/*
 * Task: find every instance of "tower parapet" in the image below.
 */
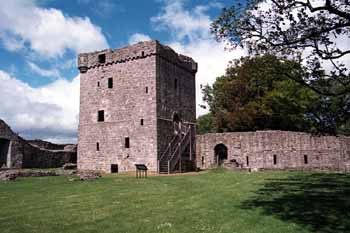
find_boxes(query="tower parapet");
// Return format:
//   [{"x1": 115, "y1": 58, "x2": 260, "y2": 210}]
[{"x1": 77, "y1": 40, "x2": 197, "y2": 74}]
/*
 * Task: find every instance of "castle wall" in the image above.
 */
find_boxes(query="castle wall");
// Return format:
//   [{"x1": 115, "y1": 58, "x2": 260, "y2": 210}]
[
  {"x1": 196, "y1": 131, "x2": 350, "y2": 171},
  {"x1": 78, "y1": 42, "x2": 158, "y2": 172},
  {"x1": 0, "y1": 119, "x2": 76, "y2": 169}
]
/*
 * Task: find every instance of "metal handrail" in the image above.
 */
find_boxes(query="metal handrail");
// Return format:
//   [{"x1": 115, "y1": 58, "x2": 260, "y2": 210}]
[
  {"x1": 168, "y1": 126, "x2": 191, "y2": 171},
  {"x1": 158, "y1": 134, "x2": 179, "y2": 162}
]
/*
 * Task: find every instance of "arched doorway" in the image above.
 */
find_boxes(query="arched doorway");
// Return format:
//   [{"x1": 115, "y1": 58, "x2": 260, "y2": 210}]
[{"x1": 214, "y1": 143, "x2": 228, "y2": 166}]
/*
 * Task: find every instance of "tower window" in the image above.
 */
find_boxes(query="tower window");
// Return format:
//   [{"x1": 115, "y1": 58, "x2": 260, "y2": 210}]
[
  {"x1": 98, "y1": 110, "x2": 104, "y2": 122},
  {"x1": 246, "y1": 156, "x2": 249, "y2": 166},
  {"x1": 145, "y1": 86, "x2": 148, "y2": 93},
  {"x1": 273, "y1": 155, "x2": 277, "y2": 165},
  {"x1": 141, "y1": 51, "x2": 145, "y2": 57},
  {"x1": 96, "y1": 142, "x2": 100, "y2": 151},
  {"x1": 140, "y1": 119, "x2": 144, "y2": 125},
  {"x1": 97, "y1": 81, "x2": 100, "y2": 87},
  {"x1": 125, "y1": 137, "x2": 130, "y2": 148},
  {"x1": 98, "y1": 54, "x2": 106, "y2": 63},
  {"x1": 304, "y1": 155, "x2": 308, "y2": 164},
  {"x1": 174, "y1": 78, "x2": 178, "y2": 90},
  {"x1": 108, "y1": 78, "x2": 113, "y2": 88}
]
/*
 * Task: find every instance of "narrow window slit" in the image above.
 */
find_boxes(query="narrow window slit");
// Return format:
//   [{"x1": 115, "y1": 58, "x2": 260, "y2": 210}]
[
  {"x1": 125, "y1": 137, "x2": 130, "y2": 148},
  {"x1": 108, "y1": 78, "x2": 113, "y2": 88},
  {"x1": 98, "y1": 110, "x2": 104, "y2": 122}
]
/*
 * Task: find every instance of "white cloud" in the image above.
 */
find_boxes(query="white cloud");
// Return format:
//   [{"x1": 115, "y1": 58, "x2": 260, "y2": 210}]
[
  {"x1": 128, "y1": 33, "x2": 152, "y2": 45},
  {"x1": 0, "y1": 70, "x2": 79, "y2": 143},
  {"x1": 0, "y1": 0, "x2": 108, "y2": 58},
  {"x1": 27, "y1": 61, "x2": 61, "y2": 79},
  {"x1": 151, "y1": 1, "x2": 212, "y2": 41},
  {"x1": 150, "y1": 0, "x2": 246, "y2": 116}
]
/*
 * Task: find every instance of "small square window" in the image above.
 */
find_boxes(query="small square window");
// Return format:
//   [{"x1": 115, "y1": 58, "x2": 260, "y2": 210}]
[
  {"x1": 108, "y1": 78, "x2": 113, "y2": 88},
  {"x1": 98, "y1": 110, "x2": 104, "y2": 122},
  {"x1": 140, "y1": 119, "x2": 144, "y2": 125},
  {"x1": 125, "y1": 137, "x2": 130, "y2": 148},
  {"x1": 98, "y1": 54, "x2": 106, "y2": 63}
]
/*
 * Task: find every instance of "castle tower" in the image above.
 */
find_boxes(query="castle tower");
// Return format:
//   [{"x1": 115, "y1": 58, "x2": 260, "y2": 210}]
[{"x1": 77, "y1": 40, "x2": 197, "y2": 173}]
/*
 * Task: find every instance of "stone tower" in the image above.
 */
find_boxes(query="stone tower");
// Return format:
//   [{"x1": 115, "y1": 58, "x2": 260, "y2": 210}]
[{"x1": 77, "y1": 40, "x2": 197, "y2": 173}]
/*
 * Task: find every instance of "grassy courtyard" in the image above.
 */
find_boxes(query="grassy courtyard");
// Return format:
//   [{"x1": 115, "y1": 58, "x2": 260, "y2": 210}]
[{"x1": 0, "y1": 170, "x2": 349, "y2": 233}]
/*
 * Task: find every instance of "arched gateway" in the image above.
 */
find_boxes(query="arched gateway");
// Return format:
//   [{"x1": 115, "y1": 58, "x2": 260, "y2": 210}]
[{"x1": 214, "y1": 143, "x2": 228, "y2": 166}]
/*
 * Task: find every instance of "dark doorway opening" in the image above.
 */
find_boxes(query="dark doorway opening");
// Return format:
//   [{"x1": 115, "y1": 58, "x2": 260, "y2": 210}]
[
  {"x1": 172, "y1": 112, "x2": 181, "y2": 123},
  {"x1": 214, "y1": 143, "x2": 228, "y2": 166},
  {"x1": 0, "y1": 138, "x2": 10, "y2": 167},
  {"x1": 111, "y1": 164, "x2": 118, "y2": 173}
]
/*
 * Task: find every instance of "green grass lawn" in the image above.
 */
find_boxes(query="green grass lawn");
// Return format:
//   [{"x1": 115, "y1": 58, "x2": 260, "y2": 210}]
[{"x1": 0, "y1": 170, "x2": 349, "y2": 233}]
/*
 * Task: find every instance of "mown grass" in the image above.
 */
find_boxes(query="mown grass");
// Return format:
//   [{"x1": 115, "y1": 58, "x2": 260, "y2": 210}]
[{"x1": 0, "y1": 169, "x2": 349, "y2": 233}]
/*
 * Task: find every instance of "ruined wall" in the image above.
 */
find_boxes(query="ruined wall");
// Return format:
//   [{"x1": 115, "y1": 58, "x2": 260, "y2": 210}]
[
  {"x1": 77, "y1": 40, "x2": 197, "y2": 173},
  {"x1": 196, "y1": 131, "x2": 350, "y2": 171},
  {"x1": 22, "y1": 145, "x2": 77, "y2": 168},
  {"x1": 0, "y1": 119, "x2": 77, "y2": 169}
]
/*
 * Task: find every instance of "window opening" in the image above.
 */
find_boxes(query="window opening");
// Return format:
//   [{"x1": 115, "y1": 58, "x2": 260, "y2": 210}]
[
  {"x1": 98, "y1": 110, "x2": 104, "y2": 122},
  {"x1": 125, "y1": 137, "x2": 130, "y2": 148}
]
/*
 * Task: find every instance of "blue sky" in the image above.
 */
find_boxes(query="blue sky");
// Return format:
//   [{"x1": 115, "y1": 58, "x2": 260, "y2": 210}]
[{"x1": 0, "y1": 0, "x2": 247, "y2": 143}]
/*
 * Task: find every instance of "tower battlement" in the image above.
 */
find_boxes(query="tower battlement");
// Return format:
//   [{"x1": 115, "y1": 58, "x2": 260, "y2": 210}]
[{"x1": 78, "y1": 40, "x2": 197, "y2": 74}]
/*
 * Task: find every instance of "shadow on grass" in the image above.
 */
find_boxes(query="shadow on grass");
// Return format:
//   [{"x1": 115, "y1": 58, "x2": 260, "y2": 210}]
[{"x1": 241, "y1": 172, "x2": 350, "y2": 233}]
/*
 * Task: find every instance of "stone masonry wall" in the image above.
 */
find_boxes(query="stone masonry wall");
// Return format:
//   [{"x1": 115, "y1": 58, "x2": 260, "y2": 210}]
[
  {"x1": 77, "y1": 40, "x2": 197, "y2": 173},
  {"x1": 78, "y1": 41, "x2": 158, "y2": 172},
  {"x1": 156, "y1": 44, "x2": 197, "y2": 157},
  {"x1": 0, "y1": 119, "x2": 77, "y2": 169},
  {"x1": 196, "y1": 131, "x2": 350, "y2": 171}
]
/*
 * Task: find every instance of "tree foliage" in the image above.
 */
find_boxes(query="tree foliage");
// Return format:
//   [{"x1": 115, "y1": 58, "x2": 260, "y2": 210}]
[
  {"x1": 196, "y1": 113, "x2": 215, "y2": 134},
  {"x1": 211, "y1": 0, "x2": 350, "y2": 96},
  {"x1": 201, "y1": 55, "x2": 350, "y2": 135}
]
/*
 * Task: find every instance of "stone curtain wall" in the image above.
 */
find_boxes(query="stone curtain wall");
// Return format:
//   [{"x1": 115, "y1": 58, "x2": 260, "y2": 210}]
[
  {"x1": 196, "y1": 131, "x2": 350, "y2": 171},
  {"x1": 78, "y1": 40, "x2": 197, "y2": 173}
]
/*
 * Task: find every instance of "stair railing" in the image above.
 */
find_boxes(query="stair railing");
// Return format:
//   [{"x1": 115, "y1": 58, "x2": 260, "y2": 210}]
[{"x1": 167, "y1": 125, "x2": 192, "y2": 173}]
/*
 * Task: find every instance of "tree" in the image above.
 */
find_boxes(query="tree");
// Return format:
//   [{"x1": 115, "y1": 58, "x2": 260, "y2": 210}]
[
  {"x1": 196, "y1": 113, "x2": 215, "y2": 134},
  {"x1": 211, "y1": 0, "x2": 350, "y2": 96},
  {"x1": 202, "y1": 55, "x2": 350, "y2": 135}
]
